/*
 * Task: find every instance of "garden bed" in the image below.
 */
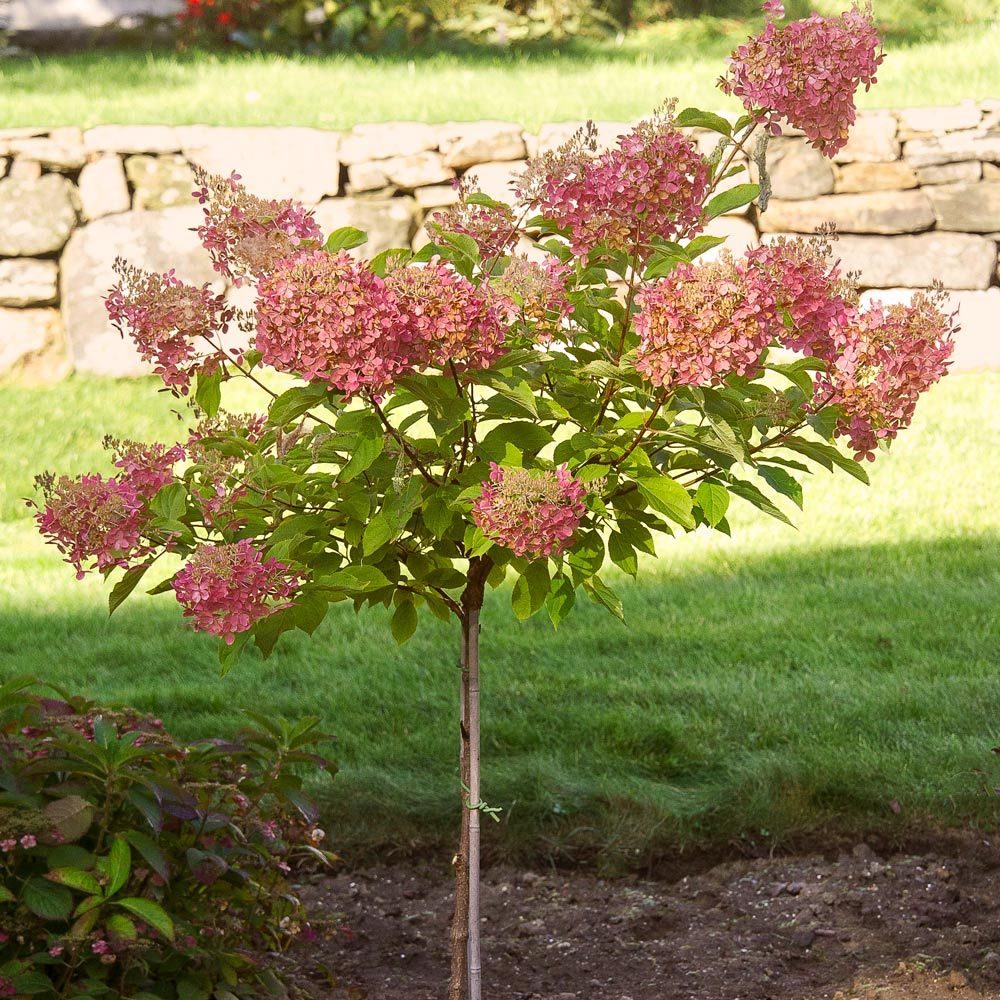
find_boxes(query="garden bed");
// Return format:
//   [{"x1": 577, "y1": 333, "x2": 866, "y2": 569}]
[{"x1": 295, "y1": 832, "x2": 1000, "y2": 999}]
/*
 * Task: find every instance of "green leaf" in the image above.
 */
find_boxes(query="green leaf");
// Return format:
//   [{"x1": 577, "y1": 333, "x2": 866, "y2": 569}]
[
  {"x1": 675, "y1": 107, "x2": 732, "y2": 135},
  {"x1": 100, "y1": 837, "x2": 131, "y2": 897},
  {"x1": 219, "y1": 630, "x2": 251, "y2": 675},
  {"x1": 390, "y1": 600, "x2": 418, "y2": 645},
  {"x1": 150, "y1": 482, "x2": 186, "y2": 522},
  {"x1": 636, "y1": 474, "x2": 695, "y2": 529},
  {"x1": 784, "y1": 438, "x2": 870, "y2": 484},
  {"x1": 607, "y1": 532, "x2": 638, "y2": 577},
  {"x1": 545, "y1": 575, "x2": 576, "y2": 629},
  {"x1": 511, "y1": 561, "x2": 550, "y2": 621},
  {"x1": 325, "y1": 226, "x2": 367, "y2": 252},
  {"x1": 0, "y1": 884, "x2": 15, "y2": 903},
  {"x1": 45, "y1": 867, "x2": 102, "y2": 896},
  {"x1": 695, "y1": 481, "x2": 730, "y2": 527},
  {"x1": 727, "y1": 478, "x2": 795, "y2": 526},
  {"x1": 268, "y1": 383, "x2": 329, "y2": 426},
  {"x1": 23, "y1": 877, "x2": 73, "y2": 921},
  {"x1": 116, "y1": 898, "x2": 175, "y2": 941},
  {"x1": 194, "y1": 368, "x2": 222, "y2": 418},
  {"x1": 122, "y1": 831, "x2": 170, "y2": 883},
  {"x1": 583, "y1": 576, "x2": 626, "y2": 623},
  {"x1": 422, "y1": 493, "x2": 456, "y2": 538},
  {"x1": 758, "y1": 464, "x2": 804, "y2": 509},
  {"x1": 363, "y1": 512, "x2": 393, "y2": 556},
  {"x1": 107, "y1": 913, "x2": 138, "y2": 942},
  {"x1": 44, "y1": 796, "x2": 94, "y2": 844},
  {"x1": 340, "y1": 427, "x2": 384, "y2": 483},
  {"x1": 108, "y1": 564, "x2": 148, "y2": 618},
  {"x1": 480, "y1": 422, "x2": 554, "y2": 461},
  {"x1": 11, "y1": 972, "x2": 53, "y2": 995},
  {"x1": 177, "y1": 977, "x2": 211, "y2": 1000},
  {"x1": 685, "y1": 234, "x2": 728, "y2": 259},
  {"x1": 705, "y1": 183, "x2": 759, "y2": 219}
]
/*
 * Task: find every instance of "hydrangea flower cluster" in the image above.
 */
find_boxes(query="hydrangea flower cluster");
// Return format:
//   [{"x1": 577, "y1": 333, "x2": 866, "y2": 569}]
[
  {"x1": 388, "y1": 262, "x2": 508, "y2": 370},
  {"x1": 635, "y1": 253, "x2": 778, "y2": 390},
  {"x1": 519, "y1": 111, "x2": 709, "y2": 259},
  {"x1": 172, "y1": 540, "x2": 299, "y2": 643},
  {"x1": 720, "y1": 2, "x2": 883, "y2": 156},
  {"x1": 105, "y1": 261, "x2": 232, "y2": 393},
  {"x1": 430, "y1": 177, "x2": 520, "y2": 259},
  {"x1": 819, "y1": 292, "x2": 955, "y2": 459},
  {"x1": 491, "y1": 256, "x2": 574, "y2": 340},
  {"x1": 747, "y1": 234, "x2": 857, "y2": 356},
  {"x1": 472, "y1": 463, "x2": 587, "y2": 559},
  {"x1": 33, "y1": 473, "x2": 152, "y2": 580},
  {"x1": 193, "y1": 169, "x2": 322, "y2": 285},
  {"x1": 254, "y1": 249, "x2": 410, "y2": 396},
  {"x1": 104, "y1": 438, "x2": 184, "y2": 498}
]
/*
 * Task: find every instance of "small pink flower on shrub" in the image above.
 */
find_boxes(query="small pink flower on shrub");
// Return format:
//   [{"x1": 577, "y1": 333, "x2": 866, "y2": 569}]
[{"x1": 473, "y1": 464, "x2": 587, "y2": 559}]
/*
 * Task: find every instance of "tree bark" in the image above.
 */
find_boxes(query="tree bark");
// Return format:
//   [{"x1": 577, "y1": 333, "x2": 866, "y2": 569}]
[
  {"x1": 448, "y1": 618, "x2": 471, "y2": 1000},
  {"x1": 466, "y1": 604, "x2": 482, "y2": 1000}
]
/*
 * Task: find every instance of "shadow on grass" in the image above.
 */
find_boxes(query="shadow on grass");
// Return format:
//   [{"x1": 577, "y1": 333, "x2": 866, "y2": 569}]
[{"x1": 1, "y1": 532, "x2": 997, "y2": 868}]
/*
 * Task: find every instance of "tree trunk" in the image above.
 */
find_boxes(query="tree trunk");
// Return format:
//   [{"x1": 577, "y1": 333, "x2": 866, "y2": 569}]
[{"x1": 449, "y1": 559, "x2": 489, "y2": 1000}]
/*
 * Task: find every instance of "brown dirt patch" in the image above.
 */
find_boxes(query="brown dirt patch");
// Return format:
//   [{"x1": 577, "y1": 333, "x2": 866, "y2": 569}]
[{"x1": 289, "y1": 833, "x2": 1000, "y2": 999}]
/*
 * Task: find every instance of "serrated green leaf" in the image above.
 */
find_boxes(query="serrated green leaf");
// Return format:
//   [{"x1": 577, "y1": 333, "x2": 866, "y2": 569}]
[
  {"x1": 695, "y1": 481, "x2": 730, "y2": 527},
  {"x1": 325, "y1": 226, "x2": 368, "y2": 252},
  {"x1": 607, "y1": 532, "x2": 638, "y2": 577},
  {"x1": 636, "y1": 474, "x2": 695, "y2": 529},
  {"x1": 150, "y1": 482, "x2": 186, "y2": 522},
  {"x1": 727, "y1": 478, "x2": 795, "y2": 526},
  {"x1": 363, "y1": 513, "x2": 393, "y2": 556},
  {"x1": 0, "y1": 885, "x2": 16, "y2": 903},
  {"x1": 511, "y1": 561, "x2": 550, "y2": 621},
  {"x1": 757, "y1": 464, "x2": 804, "y2": 509},
  {"x1": 583, "y1": 575, "x2": 626, "y2": 623},
  {"x1": 116, "y1": 898, "x2": 174, "y2": 941},
  {"x1": 107, "y1": 913, "x2": 138, "y2": 942},
  {"x1": 100, "y1": 837, "x2": 131, "y2": 897},
  {"x1": 545, "y1": 575, "x2": 575, "y2": 629},
  {"x1": 705, "y1": 183, "x2": 759, "y2": 219},
  {"x1": 23, "y1": 877, "x2": 73, "y2": 921},
  {"x1": 390, "y1": 600, "x2": 418, "y2": 645},
  {"x1": 340, "y1": 428, "x2": 384, "y2": 483},
  {"x1": 45, "y1": 867, "x2": 102, "y2": 896},
  {"x1": 108, "y1": 564, "x2": 148, "y2": 617},
  {"x1": 194, "y1": 368, "x2": 222, "y2": 418},
  {"x1": 122, "y1": 831, "x2": 170, "y2": 883},
  {"x1": 676, "y1": 107, "x2": 733, "y2": 135},
  {"x1": 268, "y1": 383, "x2": 329, "y2": 426}
]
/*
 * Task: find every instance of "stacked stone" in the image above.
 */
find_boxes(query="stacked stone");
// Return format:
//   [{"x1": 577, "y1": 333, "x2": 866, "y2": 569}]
[{"x1": 1, "y1": 107, "x2": 998, "y2": 381}]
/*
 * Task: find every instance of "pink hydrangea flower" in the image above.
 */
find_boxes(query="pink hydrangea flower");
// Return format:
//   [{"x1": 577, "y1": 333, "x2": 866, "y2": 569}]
[
  {"x1": 520, "y1": 111, "x2": 709, "y2": 259},
  {"x1": 389, "y1": 262, "x2": 507, "y2": 370},
  {"x1": 819, "y1": 292, "x2": 956, "y2": 459},
  {"x1": 105, "y1": 261, "x2": 231, "y2": 393},
  {"x1": 634, "y1": 253, "x2": 777, "y2": 391},
  {"x1": 49, "y1": 945, "x2": 64, "y2": 958},
  {"x1": 472, "y1": 463, "x2": 587, "y2": 559},
  {"x1": 193, "y1": 169, "x2": 322, "y2": 285},
  {"x1": 429, "y1": 176, "x2": 520, "y2": 259},
  {"x1": 34, "y1": 473, "x2": 153, "y2": 579},
  {"x1": 0, "y1": 839, "x2": 16, "y2": 852},
  {"x1": 255, "y1": 249, "x2": 411, "y2": 397},
  {"x1": 105, "y1": 438, "x2": 185, "y2": 498},
  {"x1": 172, "y1": 540, "x2": 300, "y2": 644},
  {"x1": 747, "y1": 235, "x2": 857, "y2": 358},
  {"x1": 720, "y1": 3, "x2": 884, "y2": 156},
  {"x1": 490, "y1": 256, "x2": 574, "y2": 340},
  {"x1": 19, "y1": 835, "x2": 36, "y2": 849},
  {"x1": 91, "y1": 940, "x2": 111, "y2": 955}
]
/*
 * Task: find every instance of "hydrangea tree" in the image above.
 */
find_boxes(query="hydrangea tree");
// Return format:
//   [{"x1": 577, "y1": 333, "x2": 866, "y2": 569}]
[{"x1": 34, "y1": 4, "x2": 957, "y2": 996}]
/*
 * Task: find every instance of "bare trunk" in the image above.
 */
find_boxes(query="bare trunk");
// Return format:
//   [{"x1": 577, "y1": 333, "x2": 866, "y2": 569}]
[
  {"x1": 466, "y1": 606, "x2": 482, "y2": 1000},
  {"x1": 448, "y1": 619, "x2": 471, "y2": 1000}
]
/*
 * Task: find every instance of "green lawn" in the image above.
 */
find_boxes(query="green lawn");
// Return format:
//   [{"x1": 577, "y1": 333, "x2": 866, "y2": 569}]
[
  {"x1": 1, "y1": 373, "x2": 997, "y2": 866},
  {"x1": 4, "y1": 19, "x2": 998, "y2": 130}
]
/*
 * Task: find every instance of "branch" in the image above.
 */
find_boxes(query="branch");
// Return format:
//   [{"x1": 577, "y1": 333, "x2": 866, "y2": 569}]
[{"x1": 367, "y1": 394, "x2": 439, "y2": 486}]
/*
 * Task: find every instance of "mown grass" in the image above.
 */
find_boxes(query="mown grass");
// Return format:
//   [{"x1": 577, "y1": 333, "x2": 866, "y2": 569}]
[
  {"x1": 2, "y1": 18, "x2": 998, "y2": 131},
  {"x1": 1, "y1": 373, "x2": 997, "y2": 865}
]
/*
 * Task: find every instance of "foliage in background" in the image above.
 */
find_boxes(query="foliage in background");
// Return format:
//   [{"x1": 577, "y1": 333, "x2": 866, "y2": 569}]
[{"x1": 0, "y1": 677, "x2": 337, "y2": 997}]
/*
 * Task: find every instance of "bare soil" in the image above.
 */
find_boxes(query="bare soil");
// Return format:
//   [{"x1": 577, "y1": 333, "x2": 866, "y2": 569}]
[{"x1": 290, "y1": 832, "x2": 1000, "y2": 1000}]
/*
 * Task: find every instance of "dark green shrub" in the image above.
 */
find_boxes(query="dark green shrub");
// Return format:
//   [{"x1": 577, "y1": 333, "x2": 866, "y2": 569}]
[{"x1": 0, "y1": 676, "x2": 337, "y2": 998}]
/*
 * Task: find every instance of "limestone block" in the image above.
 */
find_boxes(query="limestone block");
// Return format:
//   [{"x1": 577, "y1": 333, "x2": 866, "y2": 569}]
[
  {"x1": 916, "y1": 162, "x2": 982, "y2": 185},
  {"x1": 927, "y1": 182, "x2": 1000, "y2": 233},
  {"x1": 0, "y1": 308, "x2": 62, "y2": 377},
  {"x1": 896, "y1": 103, "x2": 982, "y2": 135},
  {"x1": 439, "y1": 122, "x2": 525, "y2": 169},
  {"x1": 834, "y1": 112, "x2": 899, "y2": 163},
  {"x1": 834, "y1": 161, "x2": 918, "y2": 193},
  {"x1": 347, "y1": 161, "x2": 391, "y2": 194},
  {"x1": 760, "y1": 138, "x2": 835, "y2": 200},
  {"x1": 381, "y1": 151, "x2": 454, "y2": 190},
  {"x1": 125, "y1": 154, "x2": 196, "y2": 210},
  {"x1": 3, "y1": 137, "x2": 86, "y2": 171},
  {"x1": 312, "y1": 198, "x2": 416, "y2": 259},
  {"x1": 78, "y1": 155, "x2": 130, "y2": 219},
  {"x1": 757, "y1": 191, "x2": 934, "y2": 235},
  {"x1": 462, "y1": 160, "x2": 527, "y2": 202},
  {"x1": 0, "y1": 175, "x2": 79, "y2": 256},
  {"x1": 904, "y1": 131, "x2": 1000, "y2": 167},
  {"x1": 537, "y1": 121, "x2": 629, "y2": 155},
  {"x1": 0, "y1": 259, "x2": 59, "y2": 307},
  {"x1": 338, "y1": 123, "x2": 438, "y2": 164},
  {"x1": 83, "y1": 125, "x2": 181, "y2": 154}
]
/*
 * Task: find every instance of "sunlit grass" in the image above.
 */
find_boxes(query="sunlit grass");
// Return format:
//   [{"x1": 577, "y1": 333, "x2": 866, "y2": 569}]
[{"x1": 2, "y1": 20, "x2": 997, "y2": 131}]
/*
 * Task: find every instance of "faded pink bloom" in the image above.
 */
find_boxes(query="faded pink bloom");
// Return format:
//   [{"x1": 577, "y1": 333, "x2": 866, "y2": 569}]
[
  {"x1": 0, "y1": 839, "x2": 15, "y2": 852},
  {"x1": 472, "y1": 463, "x2": 587, "y2": 559},
  {"x1": 105, "y1": 261, "x2": 231, "y2": 393},
  {"x1": 634, "y1": 253, "x2": 777, "y2": 391},
  {"x1": 173, "y1": 540, "x2": 299, "y2": 644},
  {"x1": 490, "y1": 256, "x2": 574, "y2": 340},
  {"x1": 19, "y1": 835, "x2": 36, "y2": 849},
  {"x1": 255, "y1": 249, "x2": 410, "y2": 397},
  {"x1": 49, "y1": 945, "x2": 64, "y2": 957},
  {"x1": 0, "y1": 976, "x2": 14, "y2": 998},
  {"x1": 389, "y1": 262, "x2": 507, "y2": 370},
  {"x1": 193, "y1": 169, "x2": 322, "y2": 285},
  {"x1": 429, "y1": 177, "x2": 520, "y2": 259},
  {"x1": 91, "y1": 940, "x2": 111, "y2": 955},
  {"x1": 820, "y1": 292, "x2": 956, "y2": 460},
  {"x1": 105, "y1": 438, "x2": 185, "y2": 498},
  {"x1": 34, "y1": 473, "x2": 153, "y2": 579},
  {"x1": 720, "y1": 3, "x2": 883, "y2": 156},
  {"x1": 521, "y1": 110, "x2": 709, "y2": 259},
  {"x1": 747, "y1": 235, "x2": 857, "y2": 358}
]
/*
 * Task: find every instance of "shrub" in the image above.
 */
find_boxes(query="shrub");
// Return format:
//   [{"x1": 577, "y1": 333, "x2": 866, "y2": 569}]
[{"x1": 0, "y1": 676, "x2": 337, "y2": 998}]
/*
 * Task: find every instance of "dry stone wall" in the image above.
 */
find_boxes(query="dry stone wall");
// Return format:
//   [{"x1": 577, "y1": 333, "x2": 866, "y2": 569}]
[{"x1": 2, "y1": 102, "x2": 999, "y2": 382}]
